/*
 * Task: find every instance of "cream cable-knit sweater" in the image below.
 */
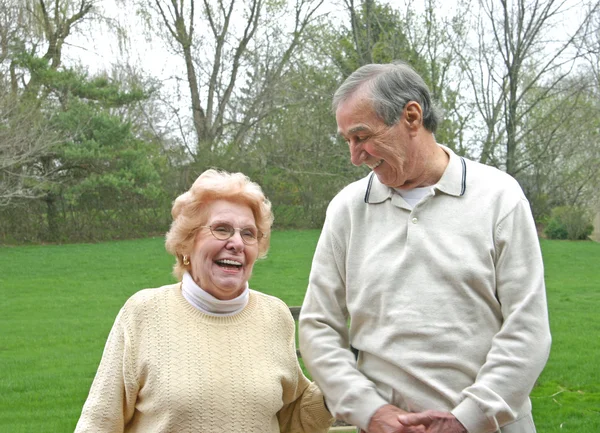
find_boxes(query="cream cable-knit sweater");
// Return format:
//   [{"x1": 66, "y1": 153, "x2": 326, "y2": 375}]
[{"x1": 75, "y1": 284, "x2": 333, "y2": 433}]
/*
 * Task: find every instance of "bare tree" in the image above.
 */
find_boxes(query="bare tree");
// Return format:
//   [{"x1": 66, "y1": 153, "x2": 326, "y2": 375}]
[
  {"x1": 333, "y1": 0, "x2": 417, "y2": 74},
  {"x1": 0, "y1": 94, "x2": 59, "y2": 206},
  {"x1": 460, "y1": 0, "x2": 600, "y2": 176},
  {"x1": 584, "y1": 2, "x2": 600, "y2": 87},
  {"x1": 403, "y1": 0, "x2": 471, "y2": 152},
  {"x1": 512, "y1": 72, "x2": 600, "y2": 219},
  {"x1": 132, "y1": 0, "x2": 325, "y2": 163},
  {"x1": 11, "y1": 0, "x2": 97, "y2": 97},
  {"x1": 575, "y1": 6, "x2": 600, "y2": 209},
  {"x1": 0, "y1": 0, "x2": 97, "y2": 206},
  {"x1": 343, "y1": 0, "x2": 375, "y2": 66}
]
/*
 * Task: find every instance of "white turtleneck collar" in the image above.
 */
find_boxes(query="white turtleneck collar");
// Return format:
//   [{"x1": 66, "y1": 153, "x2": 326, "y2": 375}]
[{"x1": 181, "y1": 271, "x2": 249, "y2": 316}]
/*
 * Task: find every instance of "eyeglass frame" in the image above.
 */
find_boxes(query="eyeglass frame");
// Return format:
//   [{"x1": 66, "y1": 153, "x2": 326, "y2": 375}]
[{"x1": 199, "y1": 224, "x2": 264, "y2": 245}]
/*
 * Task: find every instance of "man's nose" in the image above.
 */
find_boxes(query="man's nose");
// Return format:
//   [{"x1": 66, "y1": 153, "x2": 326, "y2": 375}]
[{"x1": 349, "y1": 143, "x2": 366, "y2": 166}]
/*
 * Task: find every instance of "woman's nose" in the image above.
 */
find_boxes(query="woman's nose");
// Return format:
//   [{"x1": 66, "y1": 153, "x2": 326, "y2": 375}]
[{"x1": 226, "y1": 231, "x2": 245, "y2": 251}]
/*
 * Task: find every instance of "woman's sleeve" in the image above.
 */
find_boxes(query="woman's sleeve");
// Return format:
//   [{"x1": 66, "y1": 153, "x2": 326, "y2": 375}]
[{"x1": 74, "y1": 307, "x2": 139, "y2": 433}]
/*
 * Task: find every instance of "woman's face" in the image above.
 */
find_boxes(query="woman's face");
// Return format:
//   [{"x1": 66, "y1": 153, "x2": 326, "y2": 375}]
[{"x1": 188, "y1": 199, "x2": 259, "y2": 300}]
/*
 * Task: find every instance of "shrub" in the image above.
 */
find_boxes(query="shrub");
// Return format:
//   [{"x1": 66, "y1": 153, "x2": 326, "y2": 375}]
[{"x1": 544, "y1": 206, "x2": 594, "y2": 240}]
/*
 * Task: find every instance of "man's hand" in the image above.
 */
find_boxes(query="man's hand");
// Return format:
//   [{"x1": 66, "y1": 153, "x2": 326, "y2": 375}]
[
  {"x1": 397, "y1": 410, "x2": 467, "y2": 433},
  {"x1": 364, "y1": 404, "x2": 425, "y2": 433}
]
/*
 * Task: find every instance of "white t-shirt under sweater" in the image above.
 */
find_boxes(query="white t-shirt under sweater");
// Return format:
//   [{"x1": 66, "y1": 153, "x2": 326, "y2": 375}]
[
  {"x1": 75, "y1": 284, "x2": 333, "y2": 433},
  {"x1": 394, "y1": 186, "x2": 433, "y2": 208},
  {"x1": 299, "y1": 145, "x2": 551, "y2": 433}
]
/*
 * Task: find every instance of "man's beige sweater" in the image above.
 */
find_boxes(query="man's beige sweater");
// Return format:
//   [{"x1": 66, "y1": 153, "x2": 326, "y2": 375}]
[
  {"x1": 75, "y1": 284, "x2": 333, "y2": 433},
  {"x1": 300, "y1": 146, "x2": 551, "y2": 432}
]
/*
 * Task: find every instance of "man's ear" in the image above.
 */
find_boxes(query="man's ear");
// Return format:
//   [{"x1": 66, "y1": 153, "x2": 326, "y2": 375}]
[{"x1": 404, "y1": 101, "x2": 423, "y2": 128}]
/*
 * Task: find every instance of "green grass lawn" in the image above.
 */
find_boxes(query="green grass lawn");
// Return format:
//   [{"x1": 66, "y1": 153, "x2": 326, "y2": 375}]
[
  {"x1": 530, "y1": 240, "x2": 600, "y2": 432},
  {"x1": 0, "y1": 233, "x2": 598, "y2": 432}
]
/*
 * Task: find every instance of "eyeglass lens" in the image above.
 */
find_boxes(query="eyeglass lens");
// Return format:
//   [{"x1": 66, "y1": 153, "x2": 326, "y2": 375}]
[{"x1": 209, "y1": 223, "x2": 259, "y2": 244}]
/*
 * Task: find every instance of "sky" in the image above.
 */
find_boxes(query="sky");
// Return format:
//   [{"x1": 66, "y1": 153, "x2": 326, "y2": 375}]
[
  {"x1": 65, "y1": 0, "x2": 174, "y2": 76},
  {"x1": 66, "y1": 0, "x2": 590, "y2": 79}
]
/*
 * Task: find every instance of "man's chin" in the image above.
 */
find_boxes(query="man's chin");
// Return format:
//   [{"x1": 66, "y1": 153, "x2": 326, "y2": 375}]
[{"x1": 374, "y1": 172, "x2": 400, "y2": 189}]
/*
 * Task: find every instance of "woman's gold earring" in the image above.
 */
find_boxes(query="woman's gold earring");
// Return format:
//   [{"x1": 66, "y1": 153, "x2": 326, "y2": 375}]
[{"x1": 183, "y1": 256, "x2": 190, "y2": 266}]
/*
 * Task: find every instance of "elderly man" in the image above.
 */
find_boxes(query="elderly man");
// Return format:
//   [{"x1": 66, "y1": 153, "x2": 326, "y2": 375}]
[{"x1": 299, "y1": 61, "x2": 551, "y2": 433}]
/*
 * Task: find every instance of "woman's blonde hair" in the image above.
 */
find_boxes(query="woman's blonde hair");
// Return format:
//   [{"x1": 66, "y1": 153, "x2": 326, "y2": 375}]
[{"x1": 165, "y1": 169, "x2": 274, "y2": 280}]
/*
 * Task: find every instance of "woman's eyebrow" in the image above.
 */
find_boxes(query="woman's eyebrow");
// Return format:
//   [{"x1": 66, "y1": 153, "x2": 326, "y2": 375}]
[{"x1": 211, "y1": 219, "x2": 257, "y2": 229}]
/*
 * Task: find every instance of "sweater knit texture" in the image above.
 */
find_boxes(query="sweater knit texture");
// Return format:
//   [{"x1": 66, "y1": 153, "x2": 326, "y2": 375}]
[
  {"x1": 75, "y1": 284, "x2": 333, "y2": 433},
  {"x1": 299, "y1": 146, "x2": 552, "y2": 433}
]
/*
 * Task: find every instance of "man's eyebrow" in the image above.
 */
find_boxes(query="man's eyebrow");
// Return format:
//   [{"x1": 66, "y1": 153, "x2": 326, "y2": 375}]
[
  {"x1": 350, "y1": 126, "x2": 369, "y2": 134},
  {"x1": 338, "y1": 125, "x2": 370, "y2": 136}
]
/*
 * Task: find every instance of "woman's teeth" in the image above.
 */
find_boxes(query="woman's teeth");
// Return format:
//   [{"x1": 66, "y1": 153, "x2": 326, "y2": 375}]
[{"x1": 216, "y1": 259, "x2": 242, "y2": 268}]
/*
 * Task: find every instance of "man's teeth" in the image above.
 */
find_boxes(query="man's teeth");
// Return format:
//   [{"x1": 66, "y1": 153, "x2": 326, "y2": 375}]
[
  {"x1": 217, "y1": 259, "x2": 242, "y2": 266},
  {"x1": 369, "y1": 160, "x2": 383, "y2": 169}
]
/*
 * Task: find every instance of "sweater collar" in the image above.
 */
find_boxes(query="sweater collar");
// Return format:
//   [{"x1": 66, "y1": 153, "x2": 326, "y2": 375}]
[
  {"x1": 364, "y1": 145, "x2": 467, "y2": 204},
  {"x1": 181, "y1": 271, "x2": 249, "y2": 316}
]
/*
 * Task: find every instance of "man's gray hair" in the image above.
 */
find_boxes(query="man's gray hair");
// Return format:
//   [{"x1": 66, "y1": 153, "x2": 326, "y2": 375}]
[{"x1": 332, "y1": 61, "x2": 442, "y2": 133}]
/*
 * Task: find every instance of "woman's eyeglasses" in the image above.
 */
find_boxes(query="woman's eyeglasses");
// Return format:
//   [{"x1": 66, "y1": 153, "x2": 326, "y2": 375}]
[{"x1": 201, "y1": 223, "x2": 263, "y2": 245}]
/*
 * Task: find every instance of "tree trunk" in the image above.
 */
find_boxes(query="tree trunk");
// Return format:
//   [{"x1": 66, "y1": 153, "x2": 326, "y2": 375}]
[{"x1": 45, "y1": 192, "x2": 58, "y2": 242}]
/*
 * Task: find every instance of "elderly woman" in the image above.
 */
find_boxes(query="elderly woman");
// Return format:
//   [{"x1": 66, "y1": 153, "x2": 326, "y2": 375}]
[{"x1": 75, "y1": 169, "x2": 333, "y2": 433}]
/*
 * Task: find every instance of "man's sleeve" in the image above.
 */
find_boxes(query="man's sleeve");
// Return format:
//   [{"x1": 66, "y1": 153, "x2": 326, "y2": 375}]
[
  {"x1": 299, "y1": 214, "x2": 388, "y2": 430},
  {"x1": 452, "y1": 198, "x2": 552, "y2": 433}
]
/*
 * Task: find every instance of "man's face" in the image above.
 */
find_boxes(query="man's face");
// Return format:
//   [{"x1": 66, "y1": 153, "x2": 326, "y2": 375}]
[{"x1": 336, "y1": 90, "x2": 419, "y2": 190}]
